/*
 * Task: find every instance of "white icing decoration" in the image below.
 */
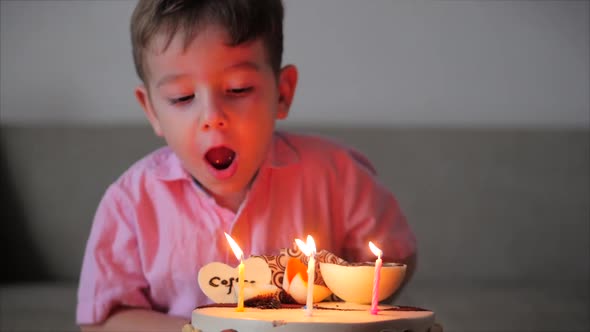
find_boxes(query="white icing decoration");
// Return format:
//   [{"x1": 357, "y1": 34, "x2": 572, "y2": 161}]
[{"x1": 234, "y1": 283, "x2": 280, "y2": 302}]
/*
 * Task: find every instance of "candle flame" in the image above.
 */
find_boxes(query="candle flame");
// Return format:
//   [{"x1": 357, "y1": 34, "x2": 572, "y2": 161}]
[
  {"x1": 224, "y1": 232, "x2": 244, "y2": 262},
  {"x1": 295, "y1": 238, "x2": 308, "y2": 255},
  {"x1": 369, "y1": 241, "x2": 382, "y2": 258},
  {"x1": 307, "y1": 235, "x2": 316, "y2": 253},
  {"x1": 295, "y1": 235, "x2": 316, "y2": 256}
]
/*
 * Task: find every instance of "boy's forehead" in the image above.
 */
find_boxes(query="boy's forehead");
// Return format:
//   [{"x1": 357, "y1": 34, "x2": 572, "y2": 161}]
[
  {"x1": 147, "y1": 24, "x2": 268, "y2": 62},
  {"x1": 148, "y1": 24, "x2": 226, "y2": 55},
  {"x1": 142, "y1": 25, "x2": 272, "y2": 84}
]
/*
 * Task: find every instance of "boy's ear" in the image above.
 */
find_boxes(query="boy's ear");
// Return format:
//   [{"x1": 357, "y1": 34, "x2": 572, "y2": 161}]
[
  {"x1": 276, "y1": 65, "x2": 298, "y2": 119},
  {"x1": 135, "y1": 85, "x2": 163, "y2": 137}
]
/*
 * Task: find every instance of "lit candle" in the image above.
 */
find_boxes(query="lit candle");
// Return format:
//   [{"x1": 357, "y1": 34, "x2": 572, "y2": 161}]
[
  {"x1": 295, "y1": 235, "x2": 316, "y2": 317},
  {"x1": 224, "y1": 232, "x2": 245, "y2": 312},
  {"x1": 369, "y1": 241, "x2": 383, "y2": 315}
]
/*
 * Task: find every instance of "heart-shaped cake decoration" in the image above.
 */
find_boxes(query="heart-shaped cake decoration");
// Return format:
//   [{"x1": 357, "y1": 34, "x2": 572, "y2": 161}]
[{"x1": 197, "y1": 256, "x2": 272, "y2": 304}]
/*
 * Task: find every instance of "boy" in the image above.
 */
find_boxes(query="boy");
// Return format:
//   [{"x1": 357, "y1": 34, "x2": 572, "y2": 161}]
[{"x1": 77, "y1": 0, "x2": 416, "y2": 331}]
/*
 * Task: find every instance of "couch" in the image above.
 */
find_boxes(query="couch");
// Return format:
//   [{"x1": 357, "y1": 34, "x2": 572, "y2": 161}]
[{"x1": 1, "y1": 125, "x2": 588, "y2": 332}]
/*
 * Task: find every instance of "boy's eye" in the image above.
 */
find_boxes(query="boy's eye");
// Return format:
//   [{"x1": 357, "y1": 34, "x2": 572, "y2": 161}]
[
  {"x1": 169, "y1": 94, "x2": 194, "y2": 105},
  {"x1": 227, "y1": 87, "x2": 253, "y2": 95}
]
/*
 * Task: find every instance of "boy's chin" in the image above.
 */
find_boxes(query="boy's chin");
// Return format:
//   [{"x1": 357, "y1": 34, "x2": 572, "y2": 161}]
[{"x1": 194, "y1": 167, "x2": 260, "y2": 197}]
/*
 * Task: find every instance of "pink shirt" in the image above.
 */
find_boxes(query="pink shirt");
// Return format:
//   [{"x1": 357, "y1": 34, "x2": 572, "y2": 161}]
[{"x1": 76, "y1": 131, "x2": 416, "y2": 324}]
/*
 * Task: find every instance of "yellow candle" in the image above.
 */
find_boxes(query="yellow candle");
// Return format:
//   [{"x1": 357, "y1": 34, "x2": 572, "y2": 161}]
[
  {"x1": 224, "y1": 232, "x2": 246, "y2": 312},
  {"x1": 237, "y1": 257, "x2": 245, "y2": 312}
]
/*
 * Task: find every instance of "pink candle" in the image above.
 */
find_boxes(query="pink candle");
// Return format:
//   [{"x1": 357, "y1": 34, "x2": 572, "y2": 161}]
[{"x1": 369, "y1": 241, "x2": 383, "y2": 315}]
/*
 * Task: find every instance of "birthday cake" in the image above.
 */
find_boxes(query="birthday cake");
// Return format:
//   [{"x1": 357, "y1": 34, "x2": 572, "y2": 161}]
[
  {"x1": 189, "y1": 302, "x2": 436, "y2": 332},
  {"x1": 189, "y1": 241, "x2": 438, "y2": 332}
]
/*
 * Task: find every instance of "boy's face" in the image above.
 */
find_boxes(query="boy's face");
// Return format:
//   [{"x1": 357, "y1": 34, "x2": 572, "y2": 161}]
[{"x1": 135, "y1": 25, "x2": 297, "y2": 209}]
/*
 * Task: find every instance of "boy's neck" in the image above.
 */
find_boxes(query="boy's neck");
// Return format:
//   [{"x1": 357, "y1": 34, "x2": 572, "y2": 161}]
[
  {"x1": 214, "y1": 191, "x2": 247, "y2": 213},
  {"x1": 192, "y1": 177, "x2": 248, "y2": 213}
]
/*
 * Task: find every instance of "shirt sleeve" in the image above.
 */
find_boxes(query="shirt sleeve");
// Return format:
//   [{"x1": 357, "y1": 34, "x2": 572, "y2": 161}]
[
  {"x1": 76, "y1": 184, "x2": 151, "y2": 325},
  {"x1": 338, "y1": 147, "x2": 417, "y2": 263}
]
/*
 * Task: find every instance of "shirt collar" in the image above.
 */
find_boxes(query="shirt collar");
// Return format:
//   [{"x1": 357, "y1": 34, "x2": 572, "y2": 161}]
[
  {"x1": 152, "y1": 147, "x2": 192, "y2": 181},
  {"x1": 264, "y1": 130, "x2": 300, "y2": 169},
  {"x1": 154, "y1": 131, "x2": 300, "y2": 181}
]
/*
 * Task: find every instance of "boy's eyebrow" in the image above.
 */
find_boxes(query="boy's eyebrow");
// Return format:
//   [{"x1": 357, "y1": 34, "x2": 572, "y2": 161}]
[
  {"x1": 156, "y1": 61, "x2": 262, "y2": 88},
  {"x1": 156, "y1": 73, "x2": 190, "y2": 88},
  {"x1": 224, "y1": 61, "x2": 261, "y2": 72}
]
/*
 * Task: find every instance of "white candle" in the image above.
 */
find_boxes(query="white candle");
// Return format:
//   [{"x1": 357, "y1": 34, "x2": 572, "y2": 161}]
[
  {"x1": 369, "y1": 241, "x2": 383, "y2": 315},
  {"x1": 295, "y1": 235, "x2": 317, "y2": 317},
  {"x1": 306, "y1": 253, "x2": 315, "y2": 316},
  {"x1": 224, "y1": 232, "x2": 245, "y2": 312}
]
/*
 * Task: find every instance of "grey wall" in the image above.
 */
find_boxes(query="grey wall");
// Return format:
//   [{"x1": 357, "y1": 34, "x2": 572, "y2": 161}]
[{"x1": 1, "y1": 0, "x2": 588, "y2": 127}]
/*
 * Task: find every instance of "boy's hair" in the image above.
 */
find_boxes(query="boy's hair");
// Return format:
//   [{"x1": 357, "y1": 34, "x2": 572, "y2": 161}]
[{"x1": 131, "y1": 0, "x2": 284, "y2": 83}]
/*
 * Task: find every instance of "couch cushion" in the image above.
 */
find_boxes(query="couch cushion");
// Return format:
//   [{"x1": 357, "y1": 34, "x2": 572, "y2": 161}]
[
  {"x1": 1, "y1": 126, "x2": 588, "y2": 284},
  {"x1": 0, "y1": 282, "x2": 78, "y2": 332}
]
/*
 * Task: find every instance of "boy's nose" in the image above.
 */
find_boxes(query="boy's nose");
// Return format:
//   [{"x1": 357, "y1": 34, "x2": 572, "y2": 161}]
[
  {"x1": 200, "y1": 98, "x2": 227, "y2": 131},
  {"x1": 202, "y1": 117, "x2": 226, "y2": 130}
]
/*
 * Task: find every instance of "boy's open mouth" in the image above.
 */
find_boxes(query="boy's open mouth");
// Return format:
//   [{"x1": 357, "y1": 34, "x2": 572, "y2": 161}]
[{"x1": 205, "y1": 146, "x2": 236, "y2": 170}]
